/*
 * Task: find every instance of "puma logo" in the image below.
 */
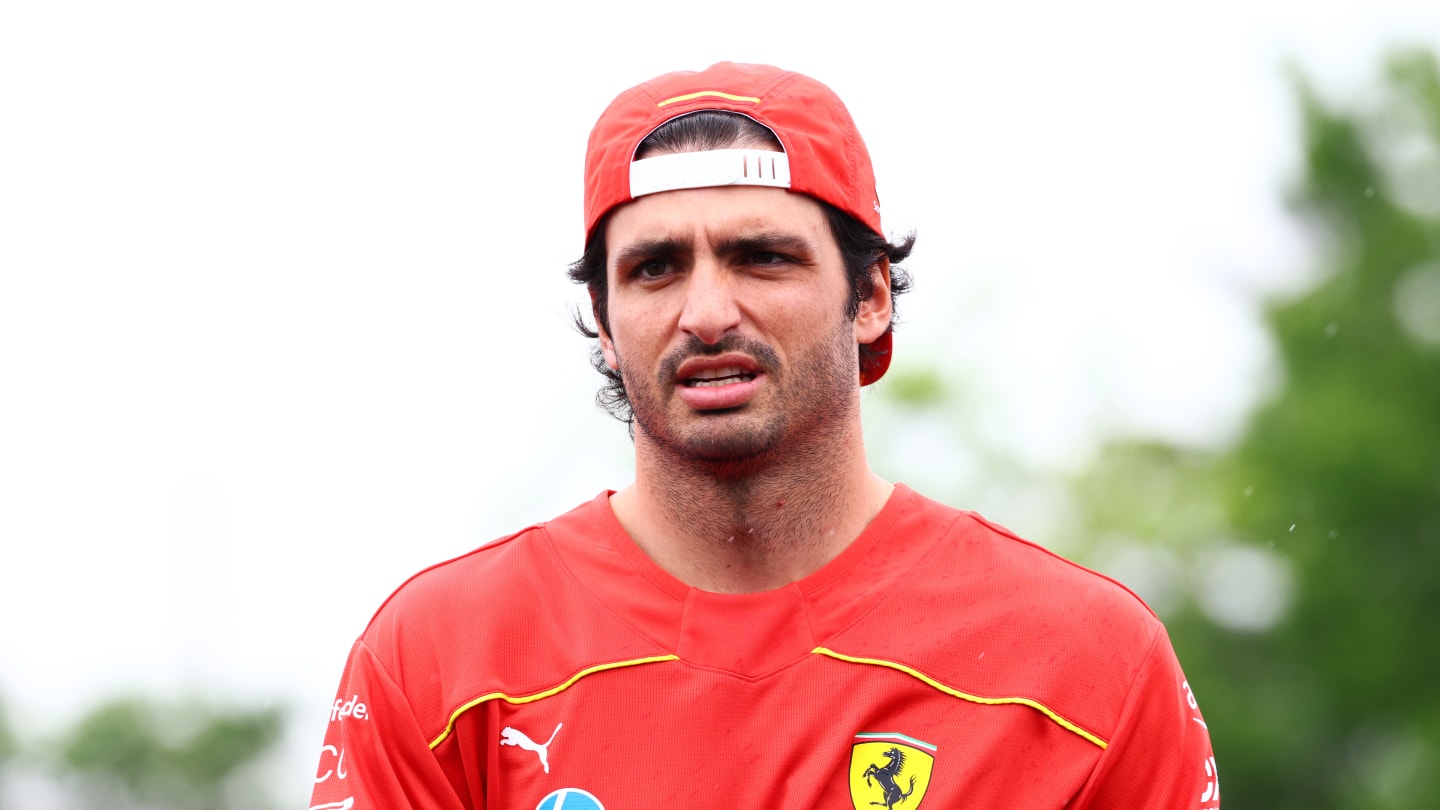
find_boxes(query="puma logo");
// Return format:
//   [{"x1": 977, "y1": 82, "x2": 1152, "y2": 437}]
[{"x1": 500, "y1": 723, "x2": 563, "y2": 773}]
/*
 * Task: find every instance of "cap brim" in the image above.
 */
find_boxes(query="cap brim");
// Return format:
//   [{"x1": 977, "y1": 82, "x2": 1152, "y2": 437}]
[{"x1": 859, "y1": 330, "x2": 892, "y2": 386}]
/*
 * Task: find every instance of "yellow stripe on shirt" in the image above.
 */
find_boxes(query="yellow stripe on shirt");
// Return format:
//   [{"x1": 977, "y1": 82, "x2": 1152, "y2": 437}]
[
  {"x1": 811, "y1": 647, "x2": 1109, "y2": 749},
  {"x1": 428, "y1": 654, "x2": 680, "y2": 749}
]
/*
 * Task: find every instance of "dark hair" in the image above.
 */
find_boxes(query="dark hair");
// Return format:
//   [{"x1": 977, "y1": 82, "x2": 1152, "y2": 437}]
[{"x1": 568, "y1": 111, "x2": 916, "y2": 426}]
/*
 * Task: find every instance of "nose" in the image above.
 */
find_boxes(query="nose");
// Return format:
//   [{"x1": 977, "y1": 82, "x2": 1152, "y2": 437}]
[{"x1": 676, "y1": 259, "x2": 741, "y2": 345}]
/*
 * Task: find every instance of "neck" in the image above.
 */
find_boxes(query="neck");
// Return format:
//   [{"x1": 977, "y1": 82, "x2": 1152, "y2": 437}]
[{"x1": 611, "y1": 412, "x2": 893, "y2": 594}]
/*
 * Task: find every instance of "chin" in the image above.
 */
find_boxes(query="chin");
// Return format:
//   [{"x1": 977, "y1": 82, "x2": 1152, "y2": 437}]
[{"x1": 643, "y1": 410, "x2": 785, "y2": 470}]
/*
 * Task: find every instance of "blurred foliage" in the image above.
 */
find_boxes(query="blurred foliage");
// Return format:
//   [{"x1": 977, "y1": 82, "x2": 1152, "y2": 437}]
[
  {"x1": 883, "y1": 367, "x2": 948, "y2": 407},
  {"x1": 0, "y1": 696, "x2": 15, "y2": 810},
  {"x1": 0, "y1": 694, "x2": 284, "y2": 810},
  {"x1": 0, "y1": 698, "x2": 15, "y2": 763},
  {"x1": 60, "y1": 696, "x2": 284, "y2": 810},
  {"x1": 1069, "y1": 49, "x2": 1440, "y2": 807}
]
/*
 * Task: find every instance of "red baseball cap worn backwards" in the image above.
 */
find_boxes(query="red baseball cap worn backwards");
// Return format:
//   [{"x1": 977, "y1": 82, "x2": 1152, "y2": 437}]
[{"x1": 582, "y1": 62, "x2": 895, "y2": 385}]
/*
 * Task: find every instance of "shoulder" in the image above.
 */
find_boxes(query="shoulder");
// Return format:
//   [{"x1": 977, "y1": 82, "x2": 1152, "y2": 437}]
[
  {"x1": 365, "y1": 519, "x2": 561, "y2": 636},
  {"x1": 896, "y1": 490, "x2": 1160, "y2": 637},
  {"x1": 834, "y1": 490, "x2": 1168, "y2": 740},
  {"x1": 355, "y1": 514, "x2": 567, "y2": 681},
  {"x1": 880, "y1": 490, "x2": 1159, "y2": 628},
  {"x1": 954, "y1": 506, "x2": 1160, "y2": 636},
  {"x1": 352, "y1": 493, "x2": 664, "y2": 701},
  {"x1": 358, "y1": 492, "x2": 626, "y2": 646}
]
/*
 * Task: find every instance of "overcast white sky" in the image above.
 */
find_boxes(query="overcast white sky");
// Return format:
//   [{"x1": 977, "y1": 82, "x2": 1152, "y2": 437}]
[{"x1": 2, "y1": 0, "x2": 1438, "y2": 793}]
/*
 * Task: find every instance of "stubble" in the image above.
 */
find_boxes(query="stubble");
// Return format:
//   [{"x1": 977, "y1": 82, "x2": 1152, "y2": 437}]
[{"x1": 622, "y1": 315, "x2": 862, "y2": 557}]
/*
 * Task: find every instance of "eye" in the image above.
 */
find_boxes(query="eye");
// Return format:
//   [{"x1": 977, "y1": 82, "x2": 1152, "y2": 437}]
[
  {"x1": 634, "y1": 259, "x2": 671, "y2": 279},
  {"x1": 748, "y1": 251, "x2": 790, "y2": 267}
]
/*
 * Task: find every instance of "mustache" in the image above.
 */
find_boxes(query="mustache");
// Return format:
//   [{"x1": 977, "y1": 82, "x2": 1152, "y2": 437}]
[{"x1": 659, "y1": 334, "x2": 780, "y2": 383}]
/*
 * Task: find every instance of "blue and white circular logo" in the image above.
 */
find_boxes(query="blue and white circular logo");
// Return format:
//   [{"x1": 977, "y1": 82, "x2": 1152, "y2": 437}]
[{"x1": 535, "y1": 788, "x2": 604, "y2": 810}]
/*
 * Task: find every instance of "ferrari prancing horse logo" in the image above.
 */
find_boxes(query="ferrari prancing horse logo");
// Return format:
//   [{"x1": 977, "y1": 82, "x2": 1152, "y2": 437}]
[{"x1": 848, "y1": 732, "x2": 936, "y2": 810}]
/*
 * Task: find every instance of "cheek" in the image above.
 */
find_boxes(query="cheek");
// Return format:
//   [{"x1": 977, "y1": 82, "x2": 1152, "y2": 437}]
[
  {"x1": 608, "y1": 288, "x2": 677, "y2": 343},
  {"x1": 604, "y1": 308, "x2": 665, "y2": 368},
  {"x1": 774, "y1": 290, "x2": 847, "y2": 341}
]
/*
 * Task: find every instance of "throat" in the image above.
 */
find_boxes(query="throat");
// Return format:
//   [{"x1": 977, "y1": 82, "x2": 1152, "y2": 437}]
[{"x1": 647, "y1": 468, "x2": 852, "y2": 593}]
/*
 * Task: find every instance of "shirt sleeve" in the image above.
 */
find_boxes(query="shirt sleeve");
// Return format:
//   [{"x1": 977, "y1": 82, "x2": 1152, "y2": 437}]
[
  {"x1": 1072, "y1": 626, "x2": 1220, "y2": 809},
  {"x1": 309, "y1": 639, "x2": 471, "y2": 810}
]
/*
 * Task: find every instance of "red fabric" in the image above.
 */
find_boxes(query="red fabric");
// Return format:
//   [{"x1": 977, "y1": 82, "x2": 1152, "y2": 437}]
[
  {"x1": 310, "y1": 486, "x2": 1219, "y2": 809},
  {"x1": 583, "y1": 62, "x2": 882, "y2": 244}
]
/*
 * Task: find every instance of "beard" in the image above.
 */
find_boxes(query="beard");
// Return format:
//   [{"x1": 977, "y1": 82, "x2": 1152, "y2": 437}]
[{"x1": 619, "y1": 318, "x2": 858, "y2": 476}]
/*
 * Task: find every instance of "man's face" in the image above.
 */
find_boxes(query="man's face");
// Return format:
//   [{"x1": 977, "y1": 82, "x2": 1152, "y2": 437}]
[{"x1": 598, "y1": 185, "x2": 890, "y2": 467}]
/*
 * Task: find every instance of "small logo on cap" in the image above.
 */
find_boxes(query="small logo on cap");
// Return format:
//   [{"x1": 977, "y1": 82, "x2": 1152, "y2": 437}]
[{"x1": 657, "y1": 90, "x2": 762, "y2": 108}]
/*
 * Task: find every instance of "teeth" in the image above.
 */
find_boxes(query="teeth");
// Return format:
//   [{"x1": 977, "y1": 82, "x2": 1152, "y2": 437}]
[
  {"x1": 690, "y1": 366, "x2": 746, "y2": 380},
  {"x1": 685, "y1": 366, "x2": 756, "y2": 387}
]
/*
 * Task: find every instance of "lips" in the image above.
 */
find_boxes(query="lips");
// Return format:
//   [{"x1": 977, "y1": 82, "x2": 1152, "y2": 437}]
[
  {"x1": 675, "y1": 353, "x2": 763, "y2": 384},
  {"x1": 683, "y1": 366, "x2": 757, "y2": 387},
  {"x1": 674, "y1": 355, "x2": 765, "y2": 410}
]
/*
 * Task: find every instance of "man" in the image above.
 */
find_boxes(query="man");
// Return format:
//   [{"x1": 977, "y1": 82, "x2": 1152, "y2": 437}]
[{"x1": 311, "y1": 62, "x2": 1219, "y2": 810}]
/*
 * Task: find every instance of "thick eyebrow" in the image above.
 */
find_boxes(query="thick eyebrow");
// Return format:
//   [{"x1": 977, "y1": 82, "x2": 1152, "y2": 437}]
[
  {"x1": 611, "y1": 231, "x2": 816, "y2": 271},
  {"x1": 710, "y1": 232, "x2": 817, "y2": 260},
  {"x1": 611, "y1": 237, "x2": 692, "y2": 271}
]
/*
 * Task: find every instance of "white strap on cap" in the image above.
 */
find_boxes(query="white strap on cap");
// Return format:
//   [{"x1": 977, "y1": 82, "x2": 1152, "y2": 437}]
[{"x1": 629, "y1": 149, "x2": 791, "y2": 199}]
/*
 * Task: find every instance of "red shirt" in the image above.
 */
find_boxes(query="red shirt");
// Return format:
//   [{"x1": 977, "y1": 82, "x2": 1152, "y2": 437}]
[{"x1": 311, "y1": 486, "x2": 1219, "y2": 809}]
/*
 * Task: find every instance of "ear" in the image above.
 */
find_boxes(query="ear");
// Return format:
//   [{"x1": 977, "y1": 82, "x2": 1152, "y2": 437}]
[
  {"x1": 591, "y1": 289, "x2": 620, "y2": 371},
  {"x1": 853, "y1": 256, "x2": 893, "y2": 345}
]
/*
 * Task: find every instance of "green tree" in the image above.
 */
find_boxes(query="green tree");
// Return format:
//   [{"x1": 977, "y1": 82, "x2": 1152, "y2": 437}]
[
  {"x1": 1073, "y1": 50, "x2": 1440, "y2": 808},
  {"x1": 0, "y1": 696, "x2": 16, "y2": 810},
  {"x1": 51, "y1": 696, "x2": 285, "y2": 810}
]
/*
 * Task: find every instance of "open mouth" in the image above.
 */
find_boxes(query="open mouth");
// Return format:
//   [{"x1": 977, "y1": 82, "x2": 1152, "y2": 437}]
[{"x1": 683, "y1": 366, "x2": 758, "y2": 387}]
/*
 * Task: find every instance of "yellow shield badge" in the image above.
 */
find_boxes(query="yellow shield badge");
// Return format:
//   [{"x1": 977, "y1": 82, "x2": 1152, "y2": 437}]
[{"x1": 848, "y1": 732, "x2": 936, "y2": 810}]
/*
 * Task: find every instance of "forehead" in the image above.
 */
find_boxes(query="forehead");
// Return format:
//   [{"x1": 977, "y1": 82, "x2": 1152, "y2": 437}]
[{"x1": 605, "y1": 185, "x2": 832, "y2": 252}]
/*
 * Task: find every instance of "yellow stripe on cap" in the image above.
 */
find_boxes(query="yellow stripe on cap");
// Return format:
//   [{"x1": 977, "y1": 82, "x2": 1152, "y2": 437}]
[
  {"x1": 428, "y1": 654, "x2": 680, "y2": 749},
  {"x1": 658, "y1": 90, "x2": 761, "y2": 108},
  {"x1": 812, "y1": 647, "x2": 1109, "y2": 749}
]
